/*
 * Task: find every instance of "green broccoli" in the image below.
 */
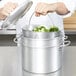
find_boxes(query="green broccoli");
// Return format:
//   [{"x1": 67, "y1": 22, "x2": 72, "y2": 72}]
[
  {"x1": 49, "y1": 26, "x2": 59, "y2": 32},
  {"x1": 32, "y1": 25, "x2": 59, "y2": 32}
]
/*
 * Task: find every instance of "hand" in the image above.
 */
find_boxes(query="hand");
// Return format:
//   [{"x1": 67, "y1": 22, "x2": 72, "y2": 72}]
[
  {"x1": 0, "y1": 8, "x2": 7, "y2": 20},
  {"x1": 35, "y1": 2, "x2": 50, "y2": 16},
  {"x1": 0, "y1": 2, "x2": 18, "y2": 20},
  {"x1": 35, "y1": 2, "x2": 69, "y2": 16}
]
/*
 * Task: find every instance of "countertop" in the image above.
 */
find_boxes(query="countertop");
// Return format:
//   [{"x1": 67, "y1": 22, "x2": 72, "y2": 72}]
[
  {"x1": 0, "y1": 29, "x2": 76, "y2": 35},
  {"x1": 65, "y1": 30, "x2": 76, "y2": 35},
  {"x1": 0, "y1": 34, "x2": 76, "y2": 76},
  {"x1": 63, "y1": 46, "x2": 76, "y2": 76},
  {"x1": 0, "y1": 46, "x2": 75, "y2": 76}
]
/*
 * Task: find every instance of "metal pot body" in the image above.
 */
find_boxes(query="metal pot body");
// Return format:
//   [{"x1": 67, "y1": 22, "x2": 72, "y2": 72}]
[
  {"x1": 23, "y1": 37, "x2": 63, "y2": 48},
  {"x1": 23, "y1": 67, "x2": 62, "y2": 76},
  {"x1": 22, "y1": 28, "x2": 63, "y2": 39},
  {"x1": 22, "y1": 37, "x2": 63, "y2": 74}
]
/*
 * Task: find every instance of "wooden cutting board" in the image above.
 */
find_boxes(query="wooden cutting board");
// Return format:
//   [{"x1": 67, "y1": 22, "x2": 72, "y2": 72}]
[{"x1": 64, "y1": 11, "x2": 76, "y2": 30}]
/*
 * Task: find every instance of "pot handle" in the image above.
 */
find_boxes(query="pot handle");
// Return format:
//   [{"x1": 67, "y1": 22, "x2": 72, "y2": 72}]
[
  {"x1": 64, "y1": 35, "x2": 68, "y2": 40},
  {"x1": 60, "y1": 40, "x2": 71, "y2": 47},
  {"x1": 13, "y1": 37, "x2": 18, "y2": 44},
  {"x1": 13, "y1": 33, "x2": 23, "y2": 44},
  {"x1": 64, "y1": 40, "x2": 71, "y2": 47}
]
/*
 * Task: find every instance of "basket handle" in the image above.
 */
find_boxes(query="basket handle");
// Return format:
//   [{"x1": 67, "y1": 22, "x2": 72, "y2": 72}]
[{"x1": 27, "y1": 12, "x2": 56, "y2": 30}]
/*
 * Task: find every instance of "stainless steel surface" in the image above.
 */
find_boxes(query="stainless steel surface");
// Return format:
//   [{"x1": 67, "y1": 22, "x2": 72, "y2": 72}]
[
  {"x1": 22, "y1": 32, "x2": 64, "y2": 74},
  {"x1": 0, "y1": 46, "x2": 75, "y2": 76},
  {"x1": 23, "y1": 68, "x2": 62, "y2": 76},
  {"x1": 22, "y1": 46, "x2": 76, "y2": 76},
  {"x1": 22, "y1": 27, "x2": 72, "y2": 74},
  {"x1": 0, "y1": 35, "x2": 75, "y2": 76},
  {"x1": 0, "y1": 41, "x2": 75, "y2": 76},
  {"x1": 0, "y1": 29, "x2": 16, "y2": 35},
  {"x1": 24, "y1": 37, "x2": 63, "y2": 47},
  {"x1": 65, "y1": 30, "x2": 76, "y2": 35},
  {"x1": 22, "y1": 45, "x2": 62, "y2": 73},
  {"x1": 22, "y1": 28, "x2": 63, "y2": 39},
  {"x1": 63, "y1": 46, "x2": 76, "y2": 76}
]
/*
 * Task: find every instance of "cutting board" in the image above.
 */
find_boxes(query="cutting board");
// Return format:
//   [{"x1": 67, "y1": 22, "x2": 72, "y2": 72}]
[{"x1": 64, "y1": 11, "x2": 76, "y2": 30}]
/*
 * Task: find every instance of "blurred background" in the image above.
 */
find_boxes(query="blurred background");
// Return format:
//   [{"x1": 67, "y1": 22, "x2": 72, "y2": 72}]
[{"x1": 0, "y1": 0, "x2": 76, "y2": 76}]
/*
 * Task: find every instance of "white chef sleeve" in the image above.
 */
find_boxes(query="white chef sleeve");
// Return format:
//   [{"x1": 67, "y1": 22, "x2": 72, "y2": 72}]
[{"x1": 59, "y1": 0, "x2": 76, "y2": 17}]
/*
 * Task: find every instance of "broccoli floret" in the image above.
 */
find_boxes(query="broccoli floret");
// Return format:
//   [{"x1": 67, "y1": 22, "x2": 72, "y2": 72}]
[
  {"x1": 49, "y1": 26, "x2": 59, "y2": 32},
  {"x1": 32, "y1": 25, "x2": 59, "y2": 32}
]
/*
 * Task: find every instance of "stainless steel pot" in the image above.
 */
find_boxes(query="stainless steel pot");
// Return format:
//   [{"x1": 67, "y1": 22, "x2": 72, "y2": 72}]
[
  {"x1": 23, "y1": 37, "x2": 63, "y2": 48},
  {"x1": 22, "y1": 31, "x2": 64, "y2": 74},
  {"x1": 22, "y1": 26, "x2": 63, "y2": 39},
  {"x1": 21, "y1": 12, "x2": 70, "y2": 75},
  {"x1": 22, "y1": 40, "x2": 63, "y2": 74},
  {"x1": 21, "y1": 26, "x2": 70, "y2": 74},
  {"x1": 23, "y1": 67, "x2": 62, "y2": 76}
]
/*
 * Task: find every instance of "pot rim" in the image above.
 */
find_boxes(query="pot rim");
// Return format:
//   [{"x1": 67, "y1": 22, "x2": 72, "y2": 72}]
[{"x1": 23, "y1": 36, "x2": 64, "y2": 41}]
